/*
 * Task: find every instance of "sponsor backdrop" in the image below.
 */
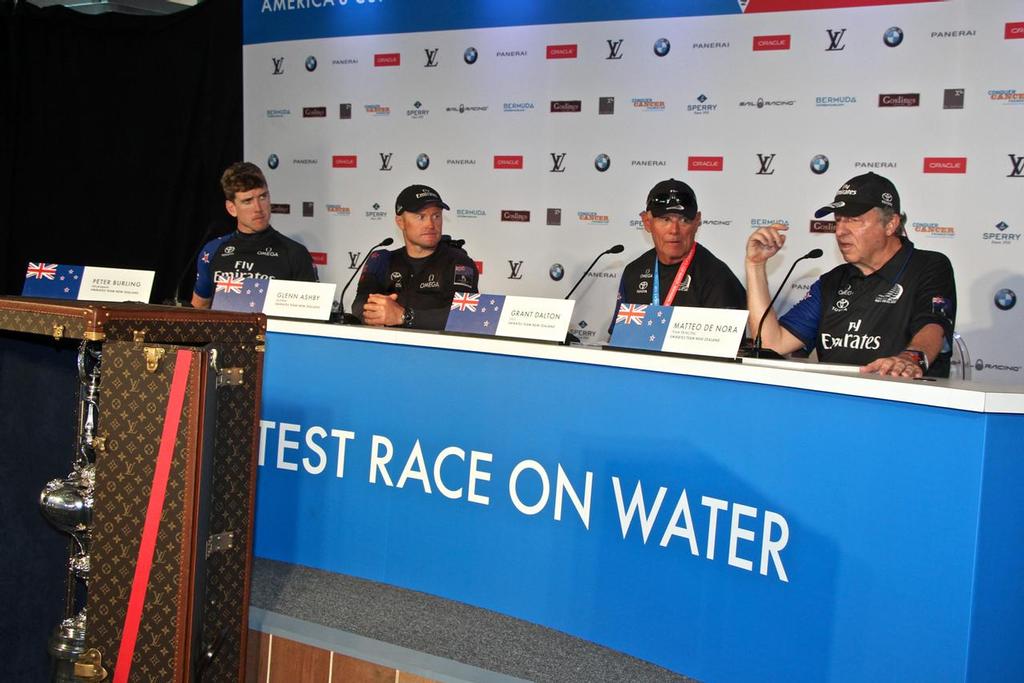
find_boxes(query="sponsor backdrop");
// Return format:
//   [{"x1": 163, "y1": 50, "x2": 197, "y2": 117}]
[{"x1": 243, "y1": 0, "x2": 1023, "y2": 383}]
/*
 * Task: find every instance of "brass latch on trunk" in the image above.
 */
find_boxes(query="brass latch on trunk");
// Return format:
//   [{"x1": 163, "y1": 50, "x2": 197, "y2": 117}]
[
  {"x1": 73, "y1": 648, "x2": 108, "y2": 681},
  {"x1": 52, "y1": 324, "x2": 65, "y2": 341},
  {"x1": 206, "y1": 531, "x2": 236, "y2": 558},
  {"x1": 217, "y1": 368, "x2": 244, "y2": 387},
  {"x1": 143, "y1": 347, "x2": 165, "y2": 373}
]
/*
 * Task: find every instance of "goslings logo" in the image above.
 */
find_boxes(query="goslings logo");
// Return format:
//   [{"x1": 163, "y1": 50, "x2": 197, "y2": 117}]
[
  {"x1": 879, "y1": 93, "x2": 920, "y2": 107},
  {"x1": 688, "y1": 156, "x2": 723, "y2": 171},
  {"x1": 607, "y1": 39, "x2": 624, "y2": 60},
  {"x1": 270, "y1": 203, "x2": 290, "y2": 214},
  {"x1": 653, "y1": 38, "x2": 671, "y2": 56},
  {"x1": 550, "y1": 153, "x2": 567, "y2": 173},
  {"x1": 501, "y1": 210, "x2": 531, "y2": 222},
  {"x1": 332, "y1": 155, "x2": 357, "y2": 168},
  {"x1": 424, "y1": 48, "x2": 439, "y2": 67},
  {"x1": 494, "y1": 156, "x2": 524, "y2": 170},
  {"x1": 923, "y1": 157, "x2": 967, "y2": 174},
  {"x1": 375, "y1": 53, "x2": 400, "y2": 67},
  {"x1": 753, "y1": 35, "x2": 790, "y2": 51},
  {"x1": 302, "y1": 106, "x2": 326, "y2": 117},
  {"x1": 810, "y1": 154, "x2": 830, "y2": 174},
  {"x1": 810, "y1": 220, "x2": 836, "y2": 233},
  {"x1": 272, "y1": 57, "x2": 284, "y2": 75},
  {"x1": 594, "y1": 154, "x2": 611, "y2": 172},
  {"x1": 546, "y1": 44, "x2": 578, "y2": 59},
  {"x1": 551, "y1": 100, "x2": 583, "y2": 113},
  {"x1": 826, "y1": 29, "x2": 847, "y2": 51}
]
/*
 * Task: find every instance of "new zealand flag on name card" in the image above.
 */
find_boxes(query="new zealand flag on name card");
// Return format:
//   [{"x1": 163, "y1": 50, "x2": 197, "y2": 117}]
[
  {"x1": 22, "y1": 263, "x2": 83, "y2": 299},
  {"x1": 445, "y1": 293, "x2": 505, "y2": 335},
  {"x1": 609, "y1": 303, "x2": 672, "y2": 350},
  {"x1": 212, "y1": 276, "x2": 269, "y2": 312}
]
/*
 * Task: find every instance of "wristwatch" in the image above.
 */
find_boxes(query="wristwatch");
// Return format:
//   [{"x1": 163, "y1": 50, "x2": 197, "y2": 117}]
[
  {"x1": 900, "y1": 348, "x2": 928, "y2": 372},
  {"x1": 401, "y1": 307, "x2": 415, "y2": 328}
]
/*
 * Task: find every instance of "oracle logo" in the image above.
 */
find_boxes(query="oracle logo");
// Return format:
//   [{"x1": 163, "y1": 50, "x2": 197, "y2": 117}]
[
  {"x1": 1006, "y1": 22, "x2": 1024, "y2": 39},
  {"x1": 374, "y1": 53, "x2": 401, "y2": 67},
  {"x1": 474, "y1": 261, "x2": 484, "y2": 275},
  {"x1": 332, "y1": 155, "x2": 357, "y2": 168},
  {"x1": 310, "y1": 252, "x2": 328, "y2": 266},
  {"x1": 753, "y1": 35, "x2": 791, "y2": 51},
  {"x1": 493, "y1": 155, "x2": 524, "y2": 169},
  {"x1": 688, "y1": 156, "x2": 724, "y2": 171},
  {"x1": 923, "y1": 157, "x2": 967, "y2": 174},
  {"x1": 546, "y1": 44, "x2": 578, "y2": 59}
]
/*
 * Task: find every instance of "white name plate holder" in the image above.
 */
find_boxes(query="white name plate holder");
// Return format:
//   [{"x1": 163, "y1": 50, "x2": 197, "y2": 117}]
[{"x1": 445, "y1": 293, "x2": 575, "y2": 343}]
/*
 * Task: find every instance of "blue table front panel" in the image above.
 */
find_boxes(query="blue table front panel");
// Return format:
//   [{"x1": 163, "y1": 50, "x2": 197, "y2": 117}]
[{"x1": 255, "y1": 331, "x2": 994, "y2": 682}]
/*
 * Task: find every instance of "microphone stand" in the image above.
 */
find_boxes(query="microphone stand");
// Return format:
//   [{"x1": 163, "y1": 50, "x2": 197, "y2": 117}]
[
  {"x1": 334, "y1": 237, "x2": 394, "y2": 324},
  {"x1": 741, "y1": 249, "x2": 823, "y2": 359},
  {"x1": 563, "y1": 244, "x2": 624, "y2": 344}
]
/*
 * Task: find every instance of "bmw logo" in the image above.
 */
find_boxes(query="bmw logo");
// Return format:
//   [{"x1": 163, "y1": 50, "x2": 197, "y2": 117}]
[
  {"x1": 883, "y1": 27, "x2": 904, "y2": 48},
  {"x1": 549, "y1": 263, "x2": 565, "y2": 281},
  {"x1": 305, "y1": 55, "x2": 318, "y2": 71},
  {"x1": 416, "y1": 153, "x2": 430, "y2": 170},
  {"x1": 464, "y1": 47, "x2": 478, "y2": 64},
  {"x1": 594, "y1": 154, "x2": 611, "y2": 172},
  {"x1": 810, "y1": 154, "x2": 830, "y2": 175},
  {"x1": 653, "y1": 38, "x2": 671, "y2": 57},
  {"x1": 757, "y1": 97, "x2": 765, "y2": 109},
  {"x1": 975, "y1": 359, "x2": 984, "y2": 372},
  {"x1": 995, "y1": 288, "x2": 1017, "y2": 311},
  {"x1": 267, "y1": 154, "x2": 279, "y2": 170}
]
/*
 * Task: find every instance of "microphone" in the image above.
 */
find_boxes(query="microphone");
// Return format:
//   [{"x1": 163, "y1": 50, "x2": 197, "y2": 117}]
[
  {"x1": 166, "y1": 218, "x2": 227, "y2": 306},
  {"x1": 564, "y1": 244, "x2": 624, "y2": 300},
  {"x1": 335, "y1": 237, "x2": 394, "y2": 324},
  {"x1": 746, "y1": 248, "x2": 823, "y2": 359}
]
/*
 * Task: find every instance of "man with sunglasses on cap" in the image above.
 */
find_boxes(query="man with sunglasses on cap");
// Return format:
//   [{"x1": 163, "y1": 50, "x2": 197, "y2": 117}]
[
  {"x1": 745, "y1": 172, "x2": 956, "y2": 378},
  {"x1": 353, "y1": 184, "x2": 478, "y2": 330},
  {"x1": 613, "y1": 179, "x2": 745, "y2": 328}
]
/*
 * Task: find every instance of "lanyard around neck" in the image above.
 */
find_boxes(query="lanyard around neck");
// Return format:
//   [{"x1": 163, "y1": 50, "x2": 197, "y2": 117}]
[{"x1": 653, "y1": 241, "x2": 697, "y2": 306}]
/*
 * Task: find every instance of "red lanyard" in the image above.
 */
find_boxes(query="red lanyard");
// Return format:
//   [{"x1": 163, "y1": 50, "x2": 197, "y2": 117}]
[{"x1": 653, "y1": 241, "x2": 697, "y2": 306}]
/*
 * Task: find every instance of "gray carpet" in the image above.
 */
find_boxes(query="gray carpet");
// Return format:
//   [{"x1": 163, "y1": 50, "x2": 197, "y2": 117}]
[{"x1": 251, "y1": 558, "x2": 698, "y2": 683}]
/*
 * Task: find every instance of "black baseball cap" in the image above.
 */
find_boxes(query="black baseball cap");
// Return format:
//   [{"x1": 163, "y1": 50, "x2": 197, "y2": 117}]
[
  {"x1": 814, "y1": 172, "x2": 901, "y2": 218},
  {"x1": 646, "y1": 179, "x2": 698, "y2": 219},
  {"x1": 395, "y1": 185, "x2": 450, "y2": 215}
]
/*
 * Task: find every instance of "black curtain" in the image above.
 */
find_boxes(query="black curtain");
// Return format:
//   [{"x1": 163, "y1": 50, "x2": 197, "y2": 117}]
[{"x1": 0, "y1": 0, "x2": 242, "y2": 302}]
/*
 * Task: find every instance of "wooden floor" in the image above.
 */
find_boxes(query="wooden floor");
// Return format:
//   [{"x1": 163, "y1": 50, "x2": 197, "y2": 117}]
[{"x1": 246, "y1": 629, "x2": 439, "y2": 683}]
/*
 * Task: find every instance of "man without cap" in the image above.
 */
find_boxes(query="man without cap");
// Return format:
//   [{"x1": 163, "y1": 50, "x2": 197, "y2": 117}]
[
  {"x1": 745, "y1": 172, "x2": 956, "y2": 378},
  {"x1": 353, "y1": 184, "x2": 479, "y2": 330},
  {"x1": 192, "y1": 162, "x2": 317, "y2": 308},
  {"x1": 613, "y1": 179, "x2": 745, "y2": 327}
]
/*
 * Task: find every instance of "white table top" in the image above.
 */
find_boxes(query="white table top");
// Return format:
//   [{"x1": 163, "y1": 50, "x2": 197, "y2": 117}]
[{"x1": 267, "y1": 319, "x2": 1024, "y2": 415}]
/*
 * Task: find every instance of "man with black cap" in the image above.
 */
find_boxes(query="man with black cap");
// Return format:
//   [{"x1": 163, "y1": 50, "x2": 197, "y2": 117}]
[
  {"x1": 613, "y1": 178, "x2": 745, "y2": 327},
  {"x1": 353, "y1": 184, "x2": 478, "y2": 329},
  {"x1": 745, "y1": 172, "x2": 956, "y2": 378}
]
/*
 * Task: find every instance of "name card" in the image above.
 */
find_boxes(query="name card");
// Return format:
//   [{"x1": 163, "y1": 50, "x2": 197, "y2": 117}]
[
  {"x1": 23, "y1": 263, "x2": 154, "y2": 302},
  {"x1": 212, "y1": 276, "x2": 336, "y2": 320},
  {"x1": 446, "y1": 293, "x2": 575, "y2": 342},
  {"x1": 609, "y1": 304, "x2": 747, "y2": 358}
]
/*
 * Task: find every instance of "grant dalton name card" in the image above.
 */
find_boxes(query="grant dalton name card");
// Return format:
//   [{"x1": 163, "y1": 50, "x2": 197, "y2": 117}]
[
  {"x1": 610, "y1": 304, "x2": 747, "y2": 358},
  {"x1": 23, "y1": 263, "x2": 155, "y2": 302},
  {"x1": 446, "y1": 293, "x2": 574, "y2": 342},
  {"x1": 212, "y1": 276, "x2": 336, "y2": 320}
]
